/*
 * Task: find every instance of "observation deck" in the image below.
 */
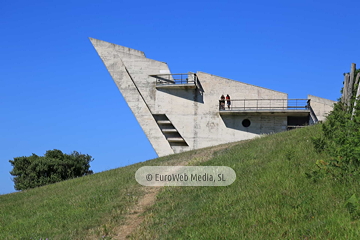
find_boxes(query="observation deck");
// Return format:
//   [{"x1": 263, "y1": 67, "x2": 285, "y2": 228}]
[
  {"x1": 150, "y1": 73, "x2": 198, "y2": 89},
  {"x1": 219, "y1": 99, "x2": 311, "y2": 116}
]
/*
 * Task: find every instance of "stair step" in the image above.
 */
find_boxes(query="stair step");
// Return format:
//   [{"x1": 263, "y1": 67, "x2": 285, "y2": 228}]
[
  {"x1": 157, "y1": 120, "x2": 172, "y2": 124},
  {"x1": 167, "y1": 137, "x2": 185, "y2": 142},
  {"x1": 162, "y1": 129, "x2": 178, "y2": 133}
]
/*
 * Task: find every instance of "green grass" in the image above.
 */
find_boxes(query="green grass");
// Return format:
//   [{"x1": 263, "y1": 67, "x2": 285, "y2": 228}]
[
  {"x1": 2, "y1": 125, "x2": 360, "y2": 239},
  {"x1": 131, "y1": 125, "x2": 360, "y2": 239},
  {"x1": 0, "y1": 149, "x2": 206, "y2": 239}
]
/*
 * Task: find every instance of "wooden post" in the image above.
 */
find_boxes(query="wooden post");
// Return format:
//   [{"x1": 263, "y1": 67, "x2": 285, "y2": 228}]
[
  {"x1": 352, "y1": 83, "x2": 360, "y2": 119},
  {"x1": 342, "y1": 73, "x2": 349, "y2": 104},
  {"x1": 355, "y1": 72, "x2": 360, "y2": 87},
  {"x1": 347, "y1": 63, "x2": 356, "y2": 105},
  {"x1": 350, "y1": 68, "x2": 360, "y2": 119}
]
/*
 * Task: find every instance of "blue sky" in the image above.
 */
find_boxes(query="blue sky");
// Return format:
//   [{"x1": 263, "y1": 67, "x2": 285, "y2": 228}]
[{"x1": 1, "y1": 0, "x2": 359, "y2": 194}]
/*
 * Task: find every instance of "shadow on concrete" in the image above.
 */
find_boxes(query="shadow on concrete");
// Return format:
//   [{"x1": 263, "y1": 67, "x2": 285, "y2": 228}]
[
  {"x1": 309, "y1": 106, "x2": 318, "y2": 124},
  {"x1": 220, "y1": 115, "x2": 262, "y2": 134},
  {"x1": 157, "y1": 87, "x2": 204, "y2": 104}
]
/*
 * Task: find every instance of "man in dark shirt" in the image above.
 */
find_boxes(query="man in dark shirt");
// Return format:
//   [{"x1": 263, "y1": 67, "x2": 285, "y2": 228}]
[
  {"x1": 226, "y1": 94, "x2": 231, "y2": 109},
  {"x1": 220, "y1": 95, "x2": 225, "y2": 110}
]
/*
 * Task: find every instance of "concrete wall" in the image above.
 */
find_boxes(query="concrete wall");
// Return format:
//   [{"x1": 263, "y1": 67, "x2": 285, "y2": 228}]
[
  {"x1": 90, "y1": 38, "x2": 174, "y2": 156},
  {"x1": 308, "y1": 95, "x2": 336, "y2": 122},
  {"x1": 91, "y1": 38, "x2": 334, "y2": 157},
  {"x1": 154, "y1": 72, "x2": 288, "y2": 153}
]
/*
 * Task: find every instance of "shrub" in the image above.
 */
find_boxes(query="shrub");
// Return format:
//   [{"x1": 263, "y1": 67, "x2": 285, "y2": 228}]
[
  {"x1": 311, "y1": 67, "x2": 360, "y2": 180},
  {"x1": 9, "y1": 149, "x2": 94, "y2": 190}
]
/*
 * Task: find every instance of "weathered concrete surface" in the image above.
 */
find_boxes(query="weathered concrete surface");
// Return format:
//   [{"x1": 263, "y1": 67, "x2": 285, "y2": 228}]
[
  {"x1": 155, "y1": 72, "x2": 288, "y2": 153},
  {"x1": 90, "y1": 38, "x2": 335, "y2": 157},
  {"x1": 90, "y1": 38, "x2": 174, "y2": 156},
  {"x1": 308, "y1": 95, "x2": 336, "y2": 122}
]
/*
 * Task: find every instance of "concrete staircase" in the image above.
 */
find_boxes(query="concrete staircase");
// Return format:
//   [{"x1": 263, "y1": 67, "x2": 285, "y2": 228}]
[{"x1": 153, "y1": 114, "x2": 188, "y2": 146}]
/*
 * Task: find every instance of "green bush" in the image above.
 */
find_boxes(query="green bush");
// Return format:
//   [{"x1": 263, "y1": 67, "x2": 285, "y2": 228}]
[
  {"x1": 311, "y1": 68, "x2": 360, "y2": 180},
  {"x1": 9, "y1": 149, "x2": 93, "y2": 190}
]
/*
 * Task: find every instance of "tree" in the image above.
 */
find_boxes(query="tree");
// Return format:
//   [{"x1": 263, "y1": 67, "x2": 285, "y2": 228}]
[
  {"x1": 9, "y1": 149, "x2": 94, "y2": 190},
  {"x1": 310, "y1": 65, "x2": 360, "y2": 181}
]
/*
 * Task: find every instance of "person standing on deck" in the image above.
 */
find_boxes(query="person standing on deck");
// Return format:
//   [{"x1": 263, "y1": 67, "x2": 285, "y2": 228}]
[
  {"x1": 220, "y1": 95, "x2": 225, "y2": 110},
  {"x1": 226, "y1": 94, "x2": 231, "y2": 109}
]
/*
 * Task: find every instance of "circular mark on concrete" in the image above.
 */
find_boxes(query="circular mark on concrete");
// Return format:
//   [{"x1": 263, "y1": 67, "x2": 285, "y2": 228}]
[{"x1": 242, "y1": 119, "x2": 251, "y2": 127}]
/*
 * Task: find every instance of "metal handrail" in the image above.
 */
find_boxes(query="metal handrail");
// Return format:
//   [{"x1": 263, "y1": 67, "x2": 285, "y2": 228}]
[
  {"x1": 219, "y1": 99, "x2": 310, "y2": 111},
  {"x1": 150, "y1": 73, "x2": 198, "y2": 85}
]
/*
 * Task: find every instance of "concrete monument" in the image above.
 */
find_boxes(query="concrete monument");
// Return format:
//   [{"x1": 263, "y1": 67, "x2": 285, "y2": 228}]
[{"x1": 90, "y1": 38, "x2": 335, "y2": 157}]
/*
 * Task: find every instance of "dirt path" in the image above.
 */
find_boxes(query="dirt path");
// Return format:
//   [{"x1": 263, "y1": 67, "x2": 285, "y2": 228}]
[
  {"x1": 111, "y1": 186, "x2": 160, "y2": 240},
  {"x1": 111, "y1": 141, "x2": 242, "y2": 239}
]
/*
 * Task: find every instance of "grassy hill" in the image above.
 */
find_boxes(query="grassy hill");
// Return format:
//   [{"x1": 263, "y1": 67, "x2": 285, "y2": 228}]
[{"x1": 1, "y1": 124, "x2": 360, "y2": 239}]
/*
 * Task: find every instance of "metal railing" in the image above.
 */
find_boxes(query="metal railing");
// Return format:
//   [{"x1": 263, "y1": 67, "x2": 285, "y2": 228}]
[
  {"x1": 150, "y1": 73, "x2": 198, "y2": 86},
  {"x1": 219, "y1": 99, "x2": 310, "y2": 111}
]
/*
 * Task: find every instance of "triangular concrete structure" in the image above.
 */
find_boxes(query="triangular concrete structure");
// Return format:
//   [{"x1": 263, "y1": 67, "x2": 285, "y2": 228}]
[{"x1": 90, "y1": 38, "x2": 335, "y2": 157}]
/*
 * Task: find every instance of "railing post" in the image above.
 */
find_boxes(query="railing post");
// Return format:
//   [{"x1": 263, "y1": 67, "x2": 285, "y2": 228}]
[
  {"x1": 283, "y1": 99, "x2": 284, "y2": 110},
  {"x1": 287, "y1": 99, "x2": 289, "y2": 110}
]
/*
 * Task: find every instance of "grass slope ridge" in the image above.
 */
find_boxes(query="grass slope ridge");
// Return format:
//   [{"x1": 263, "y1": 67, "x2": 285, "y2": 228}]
[
  {"x1": 0, "y1": 149, "x2": 185, "y2": 239},
  {"x1": 1, "y1": 125, "x2": 359, "y2": 239},
  {"x1": 0, "y1": 140, "x2": 235, "y2": 239},
  {"x1": 132, "y1": 125, "x2": 360, "y2": 239}
]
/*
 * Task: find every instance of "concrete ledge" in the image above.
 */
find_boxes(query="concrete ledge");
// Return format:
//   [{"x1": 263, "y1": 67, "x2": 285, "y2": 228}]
[
  {"x1": 156, "y1": 84, "x2": 197, "y2": 89},
  {"x1": 308, "y1": 94, "x2": 336, "y2": 105},
  {"x1": 219, "y1": 109, "x2": 310, "y2": 116}
]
